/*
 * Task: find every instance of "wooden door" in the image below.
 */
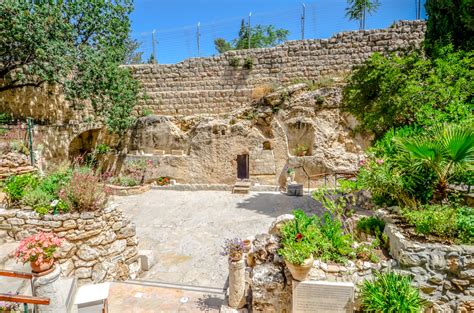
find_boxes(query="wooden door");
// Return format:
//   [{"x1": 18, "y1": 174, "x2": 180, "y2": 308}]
[{"x1": 237, "y1": 154, "x2": 249, "y2": 179}]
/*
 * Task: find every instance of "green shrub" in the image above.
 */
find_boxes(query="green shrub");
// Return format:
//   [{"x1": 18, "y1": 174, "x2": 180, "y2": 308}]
[
  {"x1": 228, "y1": 57, "x2": 240, "y2": 67},
  {"x1": 39, "y1": 170, "x2": 71, "y2": 196},
  {"x1": 355, "y1": 239, "x2": 380, "y2": 263},
  {"x1": 456, "y1": 207, "x2": 474, "y2": 245},
  {"x1": 243, "y1": 57, "x2": 254, "y2": 70},
  {"x1": 360, "y1": 272, "x2": 425, "y2": 313},
  {"x1": 402, "y1": 205, "x2": 473, "y2": 244},
  {"x1": 342, "y1": 48, "x2": 473, "y2": 140},
  {"x1": 278, "y1": 209, "x2": 320, "y2": 265},
  {"x1": 315, "y1": 213, "x2": 354, "y2": 263},
  {"x1": 357, "y1": 216, "x2": 385, "y2": 237},
  {"x1": 4, "y1": 174, "x2": 38, "y2": 204},
  {"x1": 21, "y1": 187, "x2": 52, "y2": 210}
]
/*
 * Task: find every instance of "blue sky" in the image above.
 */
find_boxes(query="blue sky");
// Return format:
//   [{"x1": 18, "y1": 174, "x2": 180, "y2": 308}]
[{"x1": 130, "y1": 0, "x2": 426, "y2": 64}]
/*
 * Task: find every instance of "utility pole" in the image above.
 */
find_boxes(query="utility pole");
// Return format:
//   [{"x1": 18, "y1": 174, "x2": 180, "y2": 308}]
[
  {"x1": 247, "y1": 12, "x2": 252, "y2": 49},
  {"x1": 151, "y1": 30, "x2": 157, "y2": 64},
  {"x1": 197, "y1": 22, "x2": 201, "y2": 57},
  {"x1": 416, "y1": 0, "x2": 421, "y2": 19},
  {"x1": 301, "y1": 3, "x2": 306, "y2": 40}
]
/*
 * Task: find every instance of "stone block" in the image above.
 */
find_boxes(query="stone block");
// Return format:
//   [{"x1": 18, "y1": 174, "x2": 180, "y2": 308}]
[{"x1": 137, "y1": 250, "x2": 154, "y2": 271}]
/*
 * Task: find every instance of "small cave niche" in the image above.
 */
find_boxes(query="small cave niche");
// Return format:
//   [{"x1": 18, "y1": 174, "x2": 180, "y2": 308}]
[
  {"x1": 262, "y1": 141, "x2": 272, "y2": 150},
  {"x1": 287, "y1": 121, "x2": 315, "y2": 157},
  {"x1": 68, "y1": 129, "x2": 101, "y2": 160}
]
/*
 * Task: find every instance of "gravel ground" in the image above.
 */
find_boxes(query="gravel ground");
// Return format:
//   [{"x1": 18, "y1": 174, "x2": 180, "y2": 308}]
[{"x1": 112, "y1": 190, "x2": 324, "y2": 288}]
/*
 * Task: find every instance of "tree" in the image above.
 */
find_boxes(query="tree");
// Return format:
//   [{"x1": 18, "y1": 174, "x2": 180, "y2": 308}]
[
  {"x1": 147, "y1": 54, "x2": 157, "y2": 64},
  {"x1": 124, "y1": 37, "x2": 144, "y2": 64},
  {"x1": 397, "y1": 124, "x2": 474, "y2": 202},
  {"x1": 214, "y1": 19, "x2": 289, "y2": 53},
  {"x1": 0, "y1": 0, "x2": 141, "y2": 133},
  {"x1": 342, "y1": 48, "x2": 473, "y2": 139},
  {"x1": 345, "y1": 0, "x2": 380, "y2": 30},
  {"x1": 425, "y1": 0, "x2": 474, "y2": 54}
]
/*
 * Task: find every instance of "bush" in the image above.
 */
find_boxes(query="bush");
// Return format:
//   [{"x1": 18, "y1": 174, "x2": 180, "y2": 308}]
[
  {"x1": 342, "y1": 48, "x2": 473, "y2": 139},
  {"x1": 21, "y1": 187, "x2": 52, "y2": 212},
  {"x1": 4, "y1": 174, "x2": 38, "y2": 204},
  {"x1": 278, "y1": 209, "x2": 320, "y2": 265},
  {"x1": 315, "y1": 213, "x2": 354, "y2": 263},
  {"x1": 251, "y1": 84, "x2": 274, "y2": 100},
  {"x1": 60, "y1": 170, "x2": 109, "y2": 211},
  {"x1": 243, "y1": 57, "x2": 254, "y2": 70},
  {"x1": 402, "y1": 205, "x2": 473, "y2": 244},
  {"x1": 357, "y1": 216, "x2": 385, "y2": 237},
  {"x1": 228, "y1": 57, "x2": 240, "y2": 67},
  {"x1": 360, "y1": 272, "x2": 425, "y2": 313},
  {"x1": 293, "y1": 144, "x2": 309, "y2": 156}
]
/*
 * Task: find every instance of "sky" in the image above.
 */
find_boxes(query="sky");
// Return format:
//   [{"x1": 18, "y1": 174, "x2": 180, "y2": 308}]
[{"x1": 130, "y1": 0, "x2": 426, "y2": 64}]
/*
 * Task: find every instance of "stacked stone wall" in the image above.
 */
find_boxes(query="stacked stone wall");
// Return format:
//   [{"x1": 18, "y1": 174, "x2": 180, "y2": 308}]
[
  {"x1": 129, "y1": 20, "x2": 425, "y2": 116},
  {"x1": 382, "y1": 218, "x2": 474, "y2": 312},
  {"x1": 0, "y1": 205, "x2": 140, "y2": 284}
]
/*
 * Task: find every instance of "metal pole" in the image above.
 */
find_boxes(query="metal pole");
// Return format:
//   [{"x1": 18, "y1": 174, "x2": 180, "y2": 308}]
[
  {"x1": 301, "y1": 3, "x2": 306, "y2": 40},
  {"x1": 247, "y1": 12, "x2": 251, "y2": 49},
  {"x1": 416, "y1": 0, "x2": 421, "y2": 19},
  {"x1": 151, "y1": 30, "x2": 157, "y2": 64},
  {"x1": 197, "y1": 22, "x2": 201, "y2": 56},
  {"x1": 27, "y1": 117, "x2": 34, "y2": 166}
]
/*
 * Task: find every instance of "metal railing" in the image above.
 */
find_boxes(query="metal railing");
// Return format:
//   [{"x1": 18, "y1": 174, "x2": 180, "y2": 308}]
[{"x1": 0, "y1": 270, "x2": 50, "y2": 313}]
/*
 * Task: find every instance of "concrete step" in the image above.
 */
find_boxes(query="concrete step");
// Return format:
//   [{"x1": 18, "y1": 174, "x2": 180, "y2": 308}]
[
  {"x1": 232, "y1": 187, "x2": 250, "y2": 194},
  {"x1": 234, "y1": 181, "x2": 251, "y2": 188}
]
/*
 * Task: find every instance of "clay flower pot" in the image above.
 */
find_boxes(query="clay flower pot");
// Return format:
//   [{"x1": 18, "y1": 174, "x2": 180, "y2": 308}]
[
  {"x1": 242, "y1": 239, "x2": 251, "y2": 253},
  {"x1": 285, "y1": 255, "x2": 314, "y2": 281},
  {"x1": 30, "y1": 258, "x2": 54, "y2": 274}
]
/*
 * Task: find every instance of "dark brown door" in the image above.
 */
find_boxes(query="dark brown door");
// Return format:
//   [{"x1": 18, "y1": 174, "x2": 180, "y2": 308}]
[{"x1": 237, "y1": 154, "x2": 249, "y2": 179}]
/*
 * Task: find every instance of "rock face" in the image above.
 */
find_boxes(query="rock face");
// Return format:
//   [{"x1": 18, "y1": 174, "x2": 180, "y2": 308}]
[
  {"x1": 379, "y1": 210, "x2": 474, "y2": 313},
  {"x1": 0, "y1": 205, "x2": 140, "y2": 284},
  {"x1": 125, "y1": 84, "x2": 369, "y2": 186}
]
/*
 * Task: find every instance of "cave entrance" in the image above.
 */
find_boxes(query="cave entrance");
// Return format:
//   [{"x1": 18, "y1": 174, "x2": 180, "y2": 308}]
[
  {"x1": 68, "y1": 129, "x2": 101, "y2": 161},
  {"x1": 236, "y1": 154, "x2": 249, "y2": 179}
]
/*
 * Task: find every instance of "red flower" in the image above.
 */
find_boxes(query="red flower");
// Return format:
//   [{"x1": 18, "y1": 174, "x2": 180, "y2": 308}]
[{"x1": 295, "y1": 233, "x2": 303, "y2": 241}]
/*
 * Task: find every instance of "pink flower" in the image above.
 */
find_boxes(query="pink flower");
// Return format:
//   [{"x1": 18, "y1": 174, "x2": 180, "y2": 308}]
[{"x1": 376, "y1": 159, "x2": 384, "y2": 165}]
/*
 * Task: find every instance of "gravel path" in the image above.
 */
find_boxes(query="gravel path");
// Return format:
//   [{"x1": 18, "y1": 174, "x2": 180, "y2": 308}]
[{"x1": 112, "y1": 190, "x2": 324, "y2": 288}]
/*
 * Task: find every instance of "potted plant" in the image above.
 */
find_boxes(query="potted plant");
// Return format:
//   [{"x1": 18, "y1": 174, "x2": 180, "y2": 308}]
[
  {"x1": 15, "y1": 232, "x2": 62, "y2": 273},
  {"x1": 293, "y1": 144, "x2": 309, "y2": 157},
  {"x1": 220, "y1": 238, "x2": 244, "y2": 262},
  {"x1": 287, "y1": 168, "x2": 296, "y2": 182},
  {"x1": 278, "y1": 210, "x2": 318, "y2": 281}
]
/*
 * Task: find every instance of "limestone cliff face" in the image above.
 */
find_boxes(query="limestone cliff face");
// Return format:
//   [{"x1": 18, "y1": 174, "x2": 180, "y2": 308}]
[{"x1": 126, "y1": 83, "x2": 369, "y2": 186}]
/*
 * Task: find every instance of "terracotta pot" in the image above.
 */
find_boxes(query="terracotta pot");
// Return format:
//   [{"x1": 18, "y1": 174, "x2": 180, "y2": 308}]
[
  {"x1": 285, "y1": 255, "x2": 314, "y2": 281},
  {"x1": 242, "y1": 239, "x2": 251, "y2": 253},
  {"x1": 30, "y1": 258, "x2": 54, "y2": 273}
]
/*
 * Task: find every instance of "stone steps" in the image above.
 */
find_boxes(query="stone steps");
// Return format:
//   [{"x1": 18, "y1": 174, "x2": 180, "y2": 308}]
[{"x1": 233, "y1": 181, "x2": 251, "y2": 194}]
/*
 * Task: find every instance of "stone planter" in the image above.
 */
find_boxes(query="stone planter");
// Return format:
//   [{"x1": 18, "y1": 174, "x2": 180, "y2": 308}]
[
  {"x1": 228, "y1": 258, "x2": 246, "y2": 309},
  {"x1": 107, "y1": 184, "x2": 150, "y2": 196},
  {"x1": 285, "y1": 255, "x2": 314, "y2": 281}
]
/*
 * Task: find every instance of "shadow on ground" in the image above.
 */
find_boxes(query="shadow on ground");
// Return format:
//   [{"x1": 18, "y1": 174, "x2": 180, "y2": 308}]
[{"x1": 236, "y1": 192, "x2": 326, "y2": 218}]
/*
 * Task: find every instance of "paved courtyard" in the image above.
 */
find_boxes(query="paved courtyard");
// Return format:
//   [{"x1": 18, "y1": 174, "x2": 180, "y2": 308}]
[{"x1": 112, "y1": 190, "x2": 324, "y2": 288}]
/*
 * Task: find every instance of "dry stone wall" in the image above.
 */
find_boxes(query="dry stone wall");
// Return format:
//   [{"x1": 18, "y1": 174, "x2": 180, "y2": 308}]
[
  {"x1": 129, "y1": 20, "x2": 425, "y2": 116},
  {"x1": 0, "y1": 205, "x2": 140, "y2": 284},
  {"x1": 379, "y1": 209, "x2": 474, "y2": 313}
]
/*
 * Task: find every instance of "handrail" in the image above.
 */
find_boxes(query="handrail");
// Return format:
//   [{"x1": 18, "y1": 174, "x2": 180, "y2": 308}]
[
  {"x1": 0, "y1": 294, "x2": 50, "y2": 306},
  {"x1": 0, "y1": 269, "x2": 50, "y2": 312},
  {"x1": 0, "y1": 269, "x2": 33, "y2": 280}
]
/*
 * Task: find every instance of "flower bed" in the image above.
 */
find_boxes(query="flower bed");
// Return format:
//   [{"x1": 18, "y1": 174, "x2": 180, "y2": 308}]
[
  {"x1": 377, "y1": 208, "x2": 474, "y2": 312},
  {"x1": 107, "y1": 183, "x2": 151, "y2": 196}
]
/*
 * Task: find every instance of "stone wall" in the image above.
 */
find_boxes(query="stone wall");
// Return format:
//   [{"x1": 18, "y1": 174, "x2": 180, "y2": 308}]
[
  {"x1": 379, "y1": 210, "x2": 474, "y2": 313},
  {"x1": 0, "y1": 205, "x2": 140, "y2": 284},
  {"x1": 129, "y1": 20, "x2": 425, "y2": 116},
  {"x1": 244, "y1": 212, "x2": 473, "y2": 313}
]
